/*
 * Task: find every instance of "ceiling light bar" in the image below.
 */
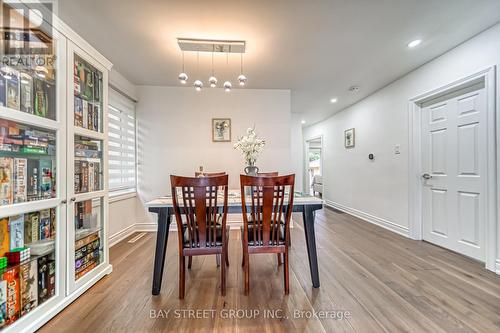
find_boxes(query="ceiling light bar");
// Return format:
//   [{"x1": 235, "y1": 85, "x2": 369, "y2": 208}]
[{"x1": 177, "y1": 38, "x2": 246, "y2": 53}]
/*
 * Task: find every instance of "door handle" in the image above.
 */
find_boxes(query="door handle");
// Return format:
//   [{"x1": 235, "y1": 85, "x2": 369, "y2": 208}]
[{"x1": 422, "y1": 173, "x2": 432, "y2": 180}]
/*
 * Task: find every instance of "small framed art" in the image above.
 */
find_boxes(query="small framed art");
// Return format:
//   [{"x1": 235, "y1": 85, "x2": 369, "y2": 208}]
[
  {"x1": 344, "y1": 128, "x2": 355, "y2": 148},
  {"x1": 212, "y1": 118, "x2": 231, "y2": 142}
]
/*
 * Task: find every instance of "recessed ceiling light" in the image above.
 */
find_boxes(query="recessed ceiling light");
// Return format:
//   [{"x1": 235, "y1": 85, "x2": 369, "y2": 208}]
[
  {"x1": 301, "y1": 120, "x2": 306, "y2": 124},
  {"x1": 330, "y1": 98, "x2": 338, "y2": 103},
  {"x1": 407, "y1": 39, "x2": 422, "y2": 48}
]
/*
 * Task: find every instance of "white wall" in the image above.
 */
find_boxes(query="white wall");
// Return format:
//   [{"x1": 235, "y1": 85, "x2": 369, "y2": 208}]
[
  {"x1": 136, "y1": 87, "x2": 293, "y2": 225},
  {"x1": 303, "y1": 23, "x2": 500, "y2": 267}
]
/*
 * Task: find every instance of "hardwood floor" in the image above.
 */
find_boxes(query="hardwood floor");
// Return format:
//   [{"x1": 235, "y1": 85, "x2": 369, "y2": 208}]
[{"x1": 39, "y1": 208, "x2": 500, "y2": 332}]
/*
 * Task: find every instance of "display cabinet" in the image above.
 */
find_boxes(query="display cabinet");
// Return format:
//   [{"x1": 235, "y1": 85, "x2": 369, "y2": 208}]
[{"x1": 0, "y1": 1, "x2": 112, "y2": 332}]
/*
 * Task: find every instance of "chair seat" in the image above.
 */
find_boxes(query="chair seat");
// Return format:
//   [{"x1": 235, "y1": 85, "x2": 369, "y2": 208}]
[
  {"x1": 183, "y1": 223, "x2": 227, "y2": 247},
  {"x1": 241, "y1": 223, "x2": 285, "y2": 246}
]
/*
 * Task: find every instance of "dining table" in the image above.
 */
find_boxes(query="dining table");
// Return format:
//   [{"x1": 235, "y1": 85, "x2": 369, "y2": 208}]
[{"x1": 145, "y1": 190, "x2": 324, "y2": 295}]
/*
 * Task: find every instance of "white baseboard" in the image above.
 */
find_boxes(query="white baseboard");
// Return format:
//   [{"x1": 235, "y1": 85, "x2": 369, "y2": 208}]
[
  {"x1": 134, "y1": 222, "x2": 158, "y2": 232},
  {"x1": 109, "y1": 224, "x2": 136, "y2": 247},
  {"x1": 496, "y1": 259, "x2": 500, "y2": 275},
  {"x1": 325, "y1": 200, "x2": 410, "y2": 238}
]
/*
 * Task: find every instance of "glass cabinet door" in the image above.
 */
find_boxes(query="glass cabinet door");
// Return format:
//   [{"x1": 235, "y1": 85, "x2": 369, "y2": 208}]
[
  {"x1": 0, "y1": 1, "x2": 66, "y2": 330},
  {"x1": 67, "y1": 42, "x2": 109, "y2": 290}
]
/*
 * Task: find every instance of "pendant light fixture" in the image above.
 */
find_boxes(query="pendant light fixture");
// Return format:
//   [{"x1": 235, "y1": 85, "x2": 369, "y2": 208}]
[
  {"x1": 223, "y1": 51, "x2": 232, "y2": 92},
  {"x1": 178, "y1": 51, "x2": 188, "y2": 84},
  {"x1": 208, "y1": 51, "x2": 217, "y2": 88},
  {"x1": 193, "y1": 51, "x2": 203, "y2": 91},
  {"x1": 176, "y1": 38, "x2": 247, "y2": 92},
  {"x1": 237, "y1": 53, "x2": 247, "y2": 86}
]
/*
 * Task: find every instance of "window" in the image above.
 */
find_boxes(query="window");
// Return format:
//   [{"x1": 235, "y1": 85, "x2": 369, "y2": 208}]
[{"x1": 108, "y1": 89, "x2": 136, "y2": 194}]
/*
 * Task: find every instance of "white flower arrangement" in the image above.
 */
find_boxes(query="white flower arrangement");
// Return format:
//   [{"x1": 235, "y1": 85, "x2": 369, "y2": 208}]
[{"x1": 233, "y1": 127, "x2": 266, "y2": 166}]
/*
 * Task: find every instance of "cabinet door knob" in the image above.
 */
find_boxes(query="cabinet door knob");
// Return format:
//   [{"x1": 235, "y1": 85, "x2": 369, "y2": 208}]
[
  {"x1": 61, "y1": 199, "x2": 67, "y2": 204},
  {"x1": 71, "y1": 197, "x2": 76, "y2": 202}
]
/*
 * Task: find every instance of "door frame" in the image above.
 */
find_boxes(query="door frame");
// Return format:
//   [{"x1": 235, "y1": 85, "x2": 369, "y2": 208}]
[
  {"x1": 304, "y1": 135, "x2": 324, "y2": 195},
  {"x1": 408, "y1": 66, "x2": 498, "y2": 272}
]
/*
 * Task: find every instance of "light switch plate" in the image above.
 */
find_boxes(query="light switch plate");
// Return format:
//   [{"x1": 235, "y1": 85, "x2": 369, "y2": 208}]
[{"x1": 394, "y1": 145, "x2": 401, "y2": 154}]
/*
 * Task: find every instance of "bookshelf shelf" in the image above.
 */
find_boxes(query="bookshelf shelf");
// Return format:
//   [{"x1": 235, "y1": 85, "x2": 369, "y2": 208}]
[
  {"x1": 0, "y1": 198, "x2": 61, "y2": 219},
  {"x1": 73, "y1": 127, "x2": 105, "y2": 141},
  {"x1": 3, "y1": 250, "x2": 56, "y2": 273},
  {"x1": 0, "y1": 106, "x2": 61, "y2": 132},
  {"x1": 73, "y1": 191, "x2": 106, "y2": 203},
  {"x1": 0, "y1": 2, "x2": 112, "y2": 332}
]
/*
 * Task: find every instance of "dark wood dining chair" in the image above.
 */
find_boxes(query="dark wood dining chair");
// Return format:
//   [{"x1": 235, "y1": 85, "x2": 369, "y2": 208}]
[
  {"x1": 193, "y1": 171, "x2": 227, "y2": 268},
  {"x1": 193, "y1": 171, "x2": 229, "y2": 269},
  {"x1": 243, "y1": 171, "x2": 284, "y2": 266},
  {"x1": 171, "y1": 174, "x2": 230, "y2": 298},
  {"x1": 240, "y1": 174, "x2": 295, "y2": 295}
]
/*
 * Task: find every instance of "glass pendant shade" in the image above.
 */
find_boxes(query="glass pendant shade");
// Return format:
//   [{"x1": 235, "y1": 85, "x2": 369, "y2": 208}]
[
  {"x1": 223, "y1": 81, "x2": 232, "y2": 92},
  {"x1": 209, "y1": 76, "x2": 218, "y2": 88},
  {"x1": 238, "y1": 74, "x2": 247, "y2": 86},
  {"x1": 194, "y1": 79, "x2": 203, "y2": 91},
  {"x1": 178, "y1": 72, "x2": 188, "y2": 84}
]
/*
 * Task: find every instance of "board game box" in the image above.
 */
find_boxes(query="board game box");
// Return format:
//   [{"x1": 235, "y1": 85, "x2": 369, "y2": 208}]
[
  {"x1": 20, "y1": 71, "x2": 33, "y2": 114},
  {"x1": 20, "y1": 260, "x2": 38, "y2": 315},
  {"x1": 13, "y1": 158, "x2": 27, "y2": 203},
  {"x1": 39, "y1": 159, "x2": 52, "y2": 199},
  {"x1": 39, "y1": 209, "x2": 51, "y2": 240},
  {"x1": 24, "y1": 212, "x2": 40, "y2": 244},
  {"x1": 8, "y1": 215, "x2": 24, "y2": 250},
  {"x1": 4, "y1": 266, "x2": 20, "y2": 323},
  {"x1": 0, "y1": 218, "x2": 9, "y2": 257},
  {"x1": 0, "y1": 157, "x2": 13, "y2": 205},
  {"x1": 6, "y1": 68, "x2": 20, "y2": 110},
  {"x1": 27, "y1": 159, "x2": 39, "y2": 200},
  {"x1": 37, "y1": 255, "x2": 49, "y2": 305}
]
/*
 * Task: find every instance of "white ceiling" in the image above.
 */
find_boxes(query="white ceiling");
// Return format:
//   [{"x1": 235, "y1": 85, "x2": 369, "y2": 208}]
[{"x1": 58, "y1": 0, "x2": 500, "y2": 125}]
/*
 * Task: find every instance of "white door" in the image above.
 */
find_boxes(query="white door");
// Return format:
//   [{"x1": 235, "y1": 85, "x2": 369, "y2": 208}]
[{"x1": 421, "y1": 83, "x2": 487, "y2": 261}]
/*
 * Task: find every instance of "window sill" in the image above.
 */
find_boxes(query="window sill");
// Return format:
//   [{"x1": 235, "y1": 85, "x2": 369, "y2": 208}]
[{"x1": 109, "y1": 189, "x2": 137, "y2": 203}]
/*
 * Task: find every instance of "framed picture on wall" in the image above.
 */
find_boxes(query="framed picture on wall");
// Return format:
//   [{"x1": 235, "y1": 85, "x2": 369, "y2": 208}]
[
  {"x1": 212, "y1": 118, "x2": 231, "y2": 142},
  {"x1": 344, "y1": 128, "x2": 355, "y2": 148}
]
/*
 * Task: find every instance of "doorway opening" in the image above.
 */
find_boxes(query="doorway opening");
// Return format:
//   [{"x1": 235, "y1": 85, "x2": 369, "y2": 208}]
[{"x1": 305, "y1": 137, "x2": 323, "y2": 197}]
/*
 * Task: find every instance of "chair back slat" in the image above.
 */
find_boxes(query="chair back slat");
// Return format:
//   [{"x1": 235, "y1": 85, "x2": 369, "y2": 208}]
[
  {"x1": 241, "y1": 174, "x2": 295, "y2": 247},
  {"x1": 171, "y1": 175, "x2": 228, "y2": 248}
]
